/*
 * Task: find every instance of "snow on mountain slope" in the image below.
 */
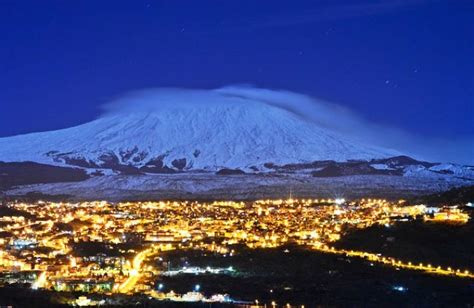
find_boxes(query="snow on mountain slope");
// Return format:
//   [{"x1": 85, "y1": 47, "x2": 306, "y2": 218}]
[{"x1": 0, "y1": 88, "x2": 399, "y2": 171}]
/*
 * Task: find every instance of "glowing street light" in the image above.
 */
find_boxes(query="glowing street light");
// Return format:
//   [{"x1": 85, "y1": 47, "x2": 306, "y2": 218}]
[{"x1": 335, "y1": 198, "x2": 346, "y2": 205}]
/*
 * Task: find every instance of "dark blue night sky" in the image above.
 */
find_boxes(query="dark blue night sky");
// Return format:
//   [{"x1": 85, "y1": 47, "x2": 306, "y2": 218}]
[{"x1": 1, "y1": 0, "x2": 473, "y2": 140}]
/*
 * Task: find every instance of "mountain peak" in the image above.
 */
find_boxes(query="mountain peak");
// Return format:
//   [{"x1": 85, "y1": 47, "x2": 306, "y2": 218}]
[{"x1": 0, "y1": 87, "x2": 398, "y2": 172}]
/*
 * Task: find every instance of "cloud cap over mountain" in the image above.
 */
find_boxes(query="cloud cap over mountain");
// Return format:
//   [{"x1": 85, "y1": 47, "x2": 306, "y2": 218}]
[{"x1": 100, "y1": 86, "x2": 474, "y2": 165}]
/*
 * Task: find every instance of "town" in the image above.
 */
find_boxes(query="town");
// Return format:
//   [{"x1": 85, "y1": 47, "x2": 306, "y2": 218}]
[{"x1": 0, "y1": 198, "x2": 471, "y2": 306}]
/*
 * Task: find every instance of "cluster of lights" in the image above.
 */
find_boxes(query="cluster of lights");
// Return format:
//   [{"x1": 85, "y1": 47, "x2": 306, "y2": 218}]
[{"x1": 0, "y1": 198, "x2": 470, "y2": 305}]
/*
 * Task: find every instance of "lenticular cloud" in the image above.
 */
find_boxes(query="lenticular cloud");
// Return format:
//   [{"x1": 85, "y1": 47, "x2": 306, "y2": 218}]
[{"x1": 100, "y1": 85, "x2": 473, "y2": 164}]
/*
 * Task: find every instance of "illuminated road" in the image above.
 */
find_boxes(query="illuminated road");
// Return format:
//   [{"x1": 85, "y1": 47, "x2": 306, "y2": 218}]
[
  {"x1": 118, "y1": 248, "x2": 154, "y2": 294},
  {"x1": 312, "y1": 243, "x2": 474, "y2": 279}
]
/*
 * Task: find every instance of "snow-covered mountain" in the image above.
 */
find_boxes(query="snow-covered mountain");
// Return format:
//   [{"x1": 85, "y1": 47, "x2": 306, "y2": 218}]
[
  {"x1": 0, "y1": 88, "x2": 399, "y2": 172},
  {"x1": 1, "y1": 87, "x2": 473, "y2": 199}
]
